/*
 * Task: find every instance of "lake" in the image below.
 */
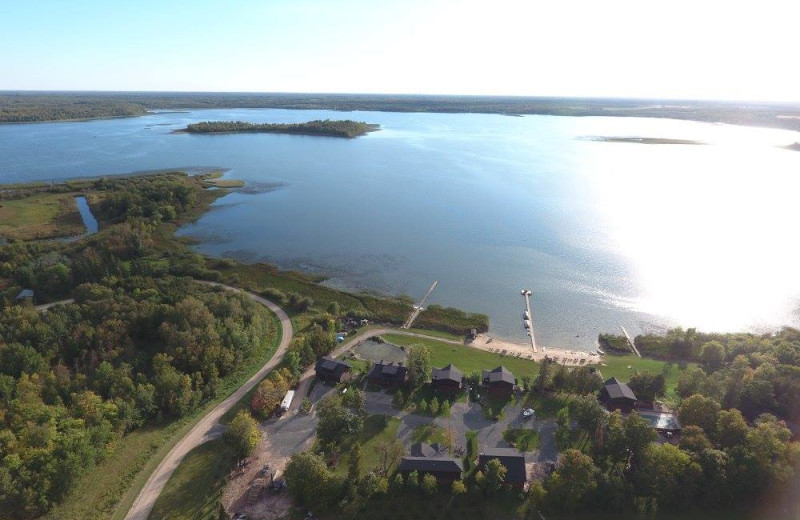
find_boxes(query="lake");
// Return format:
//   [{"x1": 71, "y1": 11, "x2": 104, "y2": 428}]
[{"x1": 2, "y1": 109, "x2": 800, "y2": 349}]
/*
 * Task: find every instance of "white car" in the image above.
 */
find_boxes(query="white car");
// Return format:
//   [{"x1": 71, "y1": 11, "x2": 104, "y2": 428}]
[{"x1": 522, "y1": 408, "x2": 535, "y2": 418}]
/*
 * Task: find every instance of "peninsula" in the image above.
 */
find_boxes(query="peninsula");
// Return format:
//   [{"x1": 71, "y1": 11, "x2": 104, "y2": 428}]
[{"x1": 176, "y1": 119, "x2": 380, "y2": 138}]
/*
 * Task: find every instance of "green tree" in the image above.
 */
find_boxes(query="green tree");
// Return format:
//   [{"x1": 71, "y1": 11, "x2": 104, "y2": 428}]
[
  {"x1": 483, "y1": 458, "x2": 507, "y2": 496},
  {"x1": 715, "y1": 408, "x2": 749, "y2": 448},
  {"x1": 452, "y1": 479, "x2": 467, "y2": 495},
  {"x1": 284, "y1": 451, "x2": 337, "y2": 509},
  {"x1": 407, "y1": 470, "x2": 419, "y2": 489},
  {"x1": 628, "y1": 371, "x2": 666, "y2": 404},
  {"x1": 224, "y1": 410, "x2": 260, "y2": 459},
  {"x1": 678, "y1": 394, "x2": 720, "y2": 433},
  {"x1": 392, "y1": 473, "x2": 404, "y2": 493},
  {"x1": 555, "y1": 406, "x2": 571, "y2": 449},
  {"x1": 316, "y1": 394, "x2": 363, "y2": 447},
  {"x1": 623, "y1": 412, "x2": 657, "y2": 462},
  {"x1": 700, "y1": 341, "x2": 726, "y2": 372},
  {"x1": 422, "y1": 473, "x2": 438, "y2": 495},
  {"x1": 569, "y1": 395, "x2": 607, "y2": 434},
  {"x1": 545, "y1": 449, "x2": 597, "y2": 511},
  {"x1": 430, "y1": 396, "x2": 440, "y2": 415},
  {"x1": 407, "y1": 344, "x2": 431, "y2": 387},
  {"x1": 348, "y1": 443, "x2": 362, "y2": 490},
  {"x1": 441, "y1": 400, "x2": 451, "y2": 417}
]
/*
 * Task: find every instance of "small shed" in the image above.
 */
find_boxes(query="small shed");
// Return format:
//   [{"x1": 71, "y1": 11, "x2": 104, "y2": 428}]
[{"x1": 15, "y1": 289, "x2": 34, "y2": 302}]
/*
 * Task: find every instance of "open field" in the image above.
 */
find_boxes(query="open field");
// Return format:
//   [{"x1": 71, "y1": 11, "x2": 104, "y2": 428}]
[
  {"x1": 383, "y1": 334, "x2": 540, "y2": 379},
  {"x1": 148, "y1": 439, "x2": 233, "y2": 520},
  {"x1": 596, "y1": 354, "x2": 698, "y2": 401},
  {"x1": 0, "y1": 192, "x2": 84, "y2": 240}
]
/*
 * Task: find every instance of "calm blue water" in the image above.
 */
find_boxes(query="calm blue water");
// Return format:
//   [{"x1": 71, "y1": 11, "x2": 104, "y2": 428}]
[
  {"x1": 74, "y1": 196, "x2": 98, "y2": 234},
  {"x1": 2, "y1": 109, "x2": 800, "y2": 349}
]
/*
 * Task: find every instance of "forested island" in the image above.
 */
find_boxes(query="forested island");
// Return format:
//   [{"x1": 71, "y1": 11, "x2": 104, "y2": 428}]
[
  {"x1": 178, "y1": 119, "x2": 379, "y2": 138},
  {"x1": 3, "y1": 92, "x2": 800, "y2": 132}
]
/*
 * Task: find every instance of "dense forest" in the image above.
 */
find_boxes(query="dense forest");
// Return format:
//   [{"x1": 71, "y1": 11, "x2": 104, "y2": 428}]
[
  {"x1": 0, "y1": 174, "x2": 278, "y2": 518},
  {"x1": 181, "y1": 119, "x2": 379, "y2": 138},
  {"x1": 2, "y1": 92, "x2": 800, "y2": 132}
]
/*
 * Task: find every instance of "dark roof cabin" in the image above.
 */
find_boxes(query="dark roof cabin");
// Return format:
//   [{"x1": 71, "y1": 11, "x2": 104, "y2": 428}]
[
  {"x1": 398, "y1": 456, "x2": 463, "y2": 484},
  {"x1": 366, "y1": 361, "x2": 408, "y2": 387},
  {"x1": 15, "y1": 289, "x2": 34, "y2": 302},
  {"x1": 315, "y1": 356, "x2": 352, "y2": 384},
  {"x1": 478, "y1": 448, "x2": 527, "y2": 489},
  {"x1": 599, "y1": 377, "x2": 637, "y2": 412},
  {"x1": 482, "y1": 366, "x2": 515, "y2": 397},
  {"x1": 431, "y1": 364, "x2": 463, "y2": 396}
]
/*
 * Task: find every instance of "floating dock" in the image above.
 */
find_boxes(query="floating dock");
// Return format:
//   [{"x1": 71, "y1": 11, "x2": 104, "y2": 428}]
[{"x1": 521, "y1": 289, "x2": 538, "y2": 353}]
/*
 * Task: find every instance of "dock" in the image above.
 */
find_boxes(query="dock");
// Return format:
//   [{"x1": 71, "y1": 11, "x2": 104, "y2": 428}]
[
  {"x1": 620, "y1": 325, "x2": 641, "y2": 357},
  {"x1": 522, "y1": 289, "x2": 538, "y2": 353},
  {"x1": 403, "y1": 281, "x2": 438, "y2": 329}
]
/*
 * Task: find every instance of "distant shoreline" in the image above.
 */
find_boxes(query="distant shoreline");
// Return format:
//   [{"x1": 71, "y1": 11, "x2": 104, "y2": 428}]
[{"x1": 3, "y1": 92, "x2": 800, "y2": 132}]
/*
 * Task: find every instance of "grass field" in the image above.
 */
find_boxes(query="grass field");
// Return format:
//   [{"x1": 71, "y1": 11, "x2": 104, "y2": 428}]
[
  {"x1": 596, "y1": 354, "x2": 697, "y2": 401},
  {"x1": 502, "y1": 428, "x2": 540, "y2": 451},
  {"x1": 149, "y1": 439, "x2": 234, "y2": 520},
  {"x1": 43, "y1": 309, "x2": 280, "y2": 520},
  {"x1": 0, "y1": 192, "x2": 85, "y2": 240},
  {"x1": 332, "y1": 415, "x2": 401, "y2": 477},
  {"x1": 383, "y1": 334, "x2": 539, "y2": 379}
]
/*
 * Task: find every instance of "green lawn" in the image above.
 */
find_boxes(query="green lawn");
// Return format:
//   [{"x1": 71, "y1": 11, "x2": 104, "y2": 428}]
[
  {"x1": 0, "y1": 192, "x2": 85, "y2": 240},
  {"x1": 502, "y1": 428, "x2": 541, "y2": 452},
  {"x1": 411, "y1": 424, "x2": 453, "y2": 449},
  {"x1": 149, "y1": 439, "x2": 234, "y2": 520},
  {"x1": 332, "y1": 415, "x2": 401, "y2": 477},
  {"x1": 596, "y1": 354, "x2": 697, "y2": 401},
  {"x1": 382, "y1": 334, "x2": 539, "y2": 380}
]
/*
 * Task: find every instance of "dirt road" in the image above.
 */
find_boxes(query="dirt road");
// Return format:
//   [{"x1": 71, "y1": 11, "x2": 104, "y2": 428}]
[{"x1": 124, "y1": 282, "x2": 293, "y2": 520}]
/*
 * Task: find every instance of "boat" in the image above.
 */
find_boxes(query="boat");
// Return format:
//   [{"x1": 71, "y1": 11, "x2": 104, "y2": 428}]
[
  {"x1": 523, "y1": 310, "x2": 530, "y2": 320},
  {"x1": 524, "y1": 319, "x2": 532, "y2": 329}
]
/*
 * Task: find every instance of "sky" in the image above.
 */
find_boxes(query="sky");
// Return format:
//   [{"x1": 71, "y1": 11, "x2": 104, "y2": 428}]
[{"x1": 1, "y1": 0, "x2": 799, "y2": 101}]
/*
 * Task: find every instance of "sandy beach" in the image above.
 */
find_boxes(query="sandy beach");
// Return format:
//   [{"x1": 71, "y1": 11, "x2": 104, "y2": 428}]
[{"x1": 468, "y1": 334, "x2": 600, "y2": 366}]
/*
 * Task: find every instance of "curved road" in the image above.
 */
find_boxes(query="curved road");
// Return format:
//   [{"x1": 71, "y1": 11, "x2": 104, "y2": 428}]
[{"x1": 125, "y1": 282, "x2": 293, "y2": 520}]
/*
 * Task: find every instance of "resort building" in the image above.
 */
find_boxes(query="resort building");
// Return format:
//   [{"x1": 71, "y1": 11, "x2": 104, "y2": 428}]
[
  {"x1": 478, "y1": 448, "x2": 528, "y2": 489},
  {"x1": 431, "y1": 364, "x2": 464, "y2": 396},
  {"x1": 314, "y1": 356, "x2": 352, "y2": 384},
  {"x1": 482, "y1": 366, "x2": 516, "y2": 398},
  {"x1": 598, "y1": 377, "x2": 638, "y2": 413}
]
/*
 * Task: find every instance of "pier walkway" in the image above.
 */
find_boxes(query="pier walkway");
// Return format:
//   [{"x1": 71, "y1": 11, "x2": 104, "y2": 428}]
[
  {"x1": 402, "y1": 280, "x2": 438, "y2": 329},
  {"x1": 620, "y1": 325, "x2": 641, "y2": 357}
]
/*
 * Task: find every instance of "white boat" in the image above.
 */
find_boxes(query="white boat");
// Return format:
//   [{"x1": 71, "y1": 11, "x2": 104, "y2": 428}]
[
  {"x1": 524, "y1": 319, "x2": 532, "y2": 329},
  {"x1": 523, "y1": 310, "x2": 530, "y2": 320}
]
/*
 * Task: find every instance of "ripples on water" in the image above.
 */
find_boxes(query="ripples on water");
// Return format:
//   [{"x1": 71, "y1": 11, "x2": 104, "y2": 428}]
[{"x1": 2, "y1": 109, "x2": 799, "y2": 349}]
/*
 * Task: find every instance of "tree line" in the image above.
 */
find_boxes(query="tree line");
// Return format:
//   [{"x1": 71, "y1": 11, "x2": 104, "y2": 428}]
[{"x1": 183, "y1": 119, "x2": 379, "y2": 138}]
